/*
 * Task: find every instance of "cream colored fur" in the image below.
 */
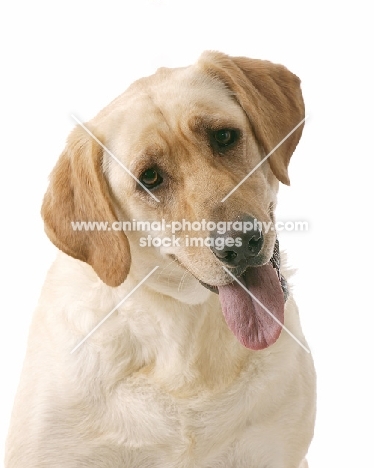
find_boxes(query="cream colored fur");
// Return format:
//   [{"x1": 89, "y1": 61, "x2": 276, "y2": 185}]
[{"x1": 5, "y1": 51, "x2": 316, "y2": 468}]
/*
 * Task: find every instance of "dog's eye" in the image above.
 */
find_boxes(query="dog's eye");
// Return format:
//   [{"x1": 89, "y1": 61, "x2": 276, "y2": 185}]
[
  {"x1": 140, "y1": 168, "x2": 163, "y2": 189},
  {"x1": 213, "y1": 129, "x2": 238, "y2": 148}
]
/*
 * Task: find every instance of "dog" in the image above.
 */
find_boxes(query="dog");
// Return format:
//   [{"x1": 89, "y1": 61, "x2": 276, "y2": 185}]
[{"x1": 5, "y1": 51, "x2": 316, "y2": 468}]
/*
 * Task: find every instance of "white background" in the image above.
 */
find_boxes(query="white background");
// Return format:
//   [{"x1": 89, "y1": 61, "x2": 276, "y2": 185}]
[{"x1": 1, "y1": 1, "x2": 373, "y2": 466}]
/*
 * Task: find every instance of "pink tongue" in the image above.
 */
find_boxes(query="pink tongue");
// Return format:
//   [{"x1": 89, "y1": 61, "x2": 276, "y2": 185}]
[{"x1": 218, "y1": 264, "x2": 284, "y2": 350}]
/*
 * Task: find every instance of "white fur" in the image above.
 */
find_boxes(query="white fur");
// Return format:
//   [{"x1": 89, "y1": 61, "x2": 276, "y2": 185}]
[{"x1": 6, "y1": 252, "x2": 315, "y2": 467}]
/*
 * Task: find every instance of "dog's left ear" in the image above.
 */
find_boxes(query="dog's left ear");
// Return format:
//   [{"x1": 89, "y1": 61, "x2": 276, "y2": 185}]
[{"x1": 198, "y1": 51, "x2": 305, "y2": 185}]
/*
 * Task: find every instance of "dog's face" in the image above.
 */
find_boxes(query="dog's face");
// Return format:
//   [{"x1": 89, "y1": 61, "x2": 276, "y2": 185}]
[
  {"x1": 102, "y1": 65, "x2": 276, "y2": 287},
  {"x1": 42, "y1": 51, "x2": 304, "y2": 350}
]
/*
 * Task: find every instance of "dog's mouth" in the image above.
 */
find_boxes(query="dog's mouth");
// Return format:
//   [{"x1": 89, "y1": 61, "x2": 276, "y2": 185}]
[{"x1": 200, "y1": 239, "x2": 288, "y2": 351}]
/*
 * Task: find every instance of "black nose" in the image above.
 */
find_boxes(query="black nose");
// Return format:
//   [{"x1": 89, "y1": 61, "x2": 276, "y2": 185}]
[{"x1": 210, "y1": 215, "x2": 263, "y2": 265}]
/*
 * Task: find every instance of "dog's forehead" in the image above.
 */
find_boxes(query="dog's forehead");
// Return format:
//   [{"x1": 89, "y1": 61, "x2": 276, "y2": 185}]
[
  {"x1": 93, "y1": 63, "x2": 245, "y2": 145},
  {"x1": 128, "y1": 63, "x2": 233, "y2": 109}
]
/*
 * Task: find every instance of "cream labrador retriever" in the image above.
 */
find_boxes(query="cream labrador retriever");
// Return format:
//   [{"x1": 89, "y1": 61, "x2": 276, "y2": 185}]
[{"x1": 5, "y1": 51, "x2": 316, "y2": 468}]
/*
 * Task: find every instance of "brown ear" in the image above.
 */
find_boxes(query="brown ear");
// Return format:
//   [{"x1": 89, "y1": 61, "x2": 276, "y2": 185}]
[
  {"x1": 41, "y1": 126, "x2": 131, "y2": 287},
  {"x1": 198, "y1": 51, "x2": 305, "y2": 185}
]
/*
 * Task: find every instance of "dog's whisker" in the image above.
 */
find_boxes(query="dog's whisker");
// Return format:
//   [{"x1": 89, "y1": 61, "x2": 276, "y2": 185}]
[
  {"x1": 177, "y1": 270, "x2": 189, "y2": 292},
  {"x1": 156, "y1": 257, "x2": 179, "y2": 277},
  {"x1": 165, "y1": 262, "x2": 182, "y2": 287}
]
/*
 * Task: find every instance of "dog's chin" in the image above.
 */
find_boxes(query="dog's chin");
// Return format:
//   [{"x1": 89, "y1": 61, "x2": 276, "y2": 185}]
[
  {"x1": 199, "y1": 281, "x2": 219, "y2": 294},
  {"x1": 198, "y1": 263, "x2": 263, "y2": 294},
  {"x1": 197, "y1": 255, "x2": 269, "y2": 293}
]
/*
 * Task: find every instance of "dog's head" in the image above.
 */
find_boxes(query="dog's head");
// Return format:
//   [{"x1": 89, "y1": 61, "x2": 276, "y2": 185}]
[{"x1": 42, "y1": 51, "x2": 304, "y2": 350}]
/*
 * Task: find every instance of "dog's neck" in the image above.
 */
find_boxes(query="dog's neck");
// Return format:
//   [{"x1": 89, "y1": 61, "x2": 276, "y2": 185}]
[{"x1": 54, "y1": 251, "x2": 289, "y2": 396}]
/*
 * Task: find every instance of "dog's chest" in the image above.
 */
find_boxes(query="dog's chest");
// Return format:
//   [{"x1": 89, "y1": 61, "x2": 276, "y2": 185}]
[{"x1": 98, "y1": 372, "x2": 265, "y2": 466}]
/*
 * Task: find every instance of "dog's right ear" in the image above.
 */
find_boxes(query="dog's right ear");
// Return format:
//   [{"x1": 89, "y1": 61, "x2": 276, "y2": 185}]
[
  {"x1": 41, "y1": 126, "x2": 131, "y2": 287},
  {"x1": 198, "y1": 51, "x2": 305, "y2": 185}
]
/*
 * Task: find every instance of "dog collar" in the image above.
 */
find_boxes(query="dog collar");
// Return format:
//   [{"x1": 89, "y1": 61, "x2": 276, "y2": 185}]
[{"x1": 270, "y1": 238, "x2": 289, "y2": 302}]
